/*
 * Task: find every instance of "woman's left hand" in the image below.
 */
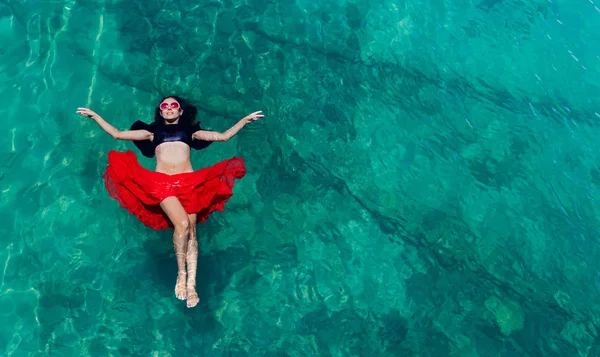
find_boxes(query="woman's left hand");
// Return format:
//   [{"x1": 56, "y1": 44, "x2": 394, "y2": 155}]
[{"x1": 244, "y1": 111, "x2": 264, "y2": 122}]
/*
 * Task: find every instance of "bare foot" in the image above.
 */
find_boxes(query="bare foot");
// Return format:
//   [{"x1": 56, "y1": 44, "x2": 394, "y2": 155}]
[
  {"x1": 175, "y1": 272, "x2": 187, "y2": 300},
  {"x1": 187, "y1": 286, "x2": 199, "y2": 308}
]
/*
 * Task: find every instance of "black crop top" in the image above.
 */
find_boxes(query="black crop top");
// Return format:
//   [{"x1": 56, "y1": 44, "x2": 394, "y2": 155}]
[{"x1": 130, "y1": 120, "x2": 212, "y2": 158}]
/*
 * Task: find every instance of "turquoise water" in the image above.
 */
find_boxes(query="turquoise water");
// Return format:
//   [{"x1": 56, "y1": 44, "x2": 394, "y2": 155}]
[{"x1": 2, "y1": 0, "x2": 600, "y2": 355}]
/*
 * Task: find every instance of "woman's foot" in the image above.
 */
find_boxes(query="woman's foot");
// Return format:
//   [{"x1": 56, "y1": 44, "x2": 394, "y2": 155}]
[
  {"x1": 175, "y1": 272, "x2": 187, "y2": 300},
  {"x1": 187, "y1": 286, "x2": 199, "y2": 308}
]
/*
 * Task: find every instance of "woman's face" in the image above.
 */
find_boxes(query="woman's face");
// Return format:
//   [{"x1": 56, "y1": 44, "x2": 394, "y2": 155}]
[{"x1": 159, "y1": 98, "x2": 182, "y2": 121}]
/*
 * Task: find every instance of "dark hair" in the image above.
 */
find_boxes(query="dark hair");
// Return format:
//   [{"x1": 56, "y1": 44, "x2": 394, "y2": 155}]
[{"x1": 154, "y1": 95, "x2": 198, "y2": 126}]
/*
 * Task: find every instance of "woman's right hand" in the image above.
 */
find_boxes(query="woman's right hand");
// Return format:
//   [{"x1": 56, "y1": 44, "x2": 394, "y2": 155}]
[
  {"x1": 76, "y1": 108, "x2": 100, "y2": 119},
  {"x1": 243, "y1": 110, "x2": 264, "y2": 122}
]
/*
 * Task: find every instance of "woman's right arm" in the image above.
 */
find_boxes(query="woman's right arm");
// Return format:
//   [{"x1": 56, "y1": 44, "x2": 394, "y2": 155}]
[{"x1": 77, "y1": 107, "x2": 152, "y2": 141}]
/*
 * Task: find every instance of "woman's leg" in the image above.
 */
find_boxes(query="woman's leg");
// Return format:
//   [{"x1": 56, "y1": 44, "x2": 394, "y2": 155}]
[
  {"x1": 159, "y1": 197, "x2": 190, "y2": 300},
  {"x1": 186, "y1": 213, "x2": 199, "y2": 307}
]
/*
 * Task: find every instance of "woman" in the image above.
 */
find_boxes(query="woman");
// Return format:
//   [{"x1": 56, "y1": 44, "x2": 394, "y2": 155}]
[{"x1": 77, "y1": 96, "x2": 263, "y2": 308}]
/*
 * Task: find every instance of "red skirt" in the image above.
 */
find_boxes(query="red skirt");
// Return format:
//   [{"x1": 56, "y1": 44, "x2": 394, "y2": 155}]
[{"x1": 102, "y1": 150, "x2": 246, "y2": 230}]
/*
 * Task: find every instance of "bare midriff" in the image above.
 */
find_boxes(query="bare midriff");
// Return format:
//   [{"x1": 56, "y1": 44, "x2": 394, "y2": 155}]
[{"x1": 154, "y1": 142, "x2": 194, "y2": 175}]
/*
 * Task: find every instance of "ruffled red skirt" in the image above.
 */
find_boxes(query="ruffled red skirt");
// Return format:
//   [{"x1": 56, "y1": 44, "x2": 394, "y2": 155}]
[{"x1": 102, "y1": 150, "x2": 246, "y2": 230}]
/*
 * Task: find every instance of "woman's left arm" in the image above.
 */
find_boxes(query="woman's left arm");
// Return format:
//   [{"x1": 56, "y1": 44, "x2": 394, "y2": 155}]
[{"x1": 192, "y1": 111, "x2": 264, "y2": 142}]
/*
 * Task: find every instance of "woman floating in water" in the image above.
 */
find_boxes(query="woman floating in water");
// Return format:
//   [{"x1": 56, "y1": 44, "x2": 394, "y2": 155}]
[{"x1": 77, "y1": 96, "x2": 263, "y2": 308}]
